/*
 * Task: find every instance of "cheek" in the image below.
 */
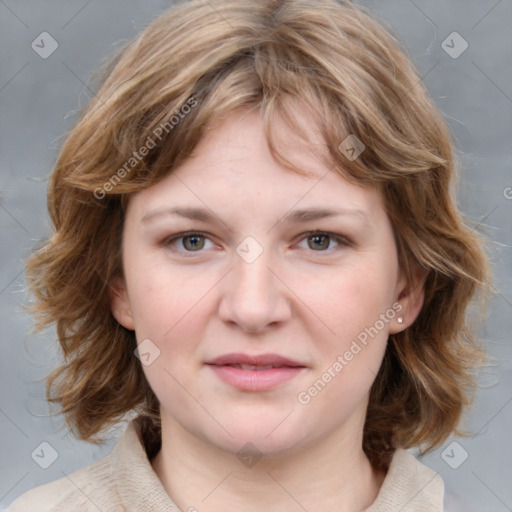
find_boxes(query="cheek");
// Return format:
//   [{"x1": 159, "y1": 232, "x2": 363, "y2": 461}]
[
  {"x1": 301, "y1": 262, "x2": 395, "y2": 343},
  {"x1": 131, "y1": 291, "x2": 207, "y2": 361},
  {"x1": 130, "y1": 267, "x2": 212, "y2": 409},
  {"x1": 295, "y1": 273, "x2": 391, "y2": 426},
  {"x1": 124, "y1": 252, "x2": 205, "y2": 337},
  {"x1": 295, "y1": 260, "x2": 394, "y2": 400},
  {"x1": 125, "y1": 256, "x2": 218, "y2": 376}
]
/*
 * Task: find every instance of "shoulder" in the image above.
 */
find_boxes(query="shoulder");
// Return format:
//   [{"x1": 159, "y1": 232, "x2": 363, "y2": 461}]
[
  {"x1": 366, "y1": 449, "x2": 445, "y2": 511},
  {"x1": 6, "y1": 454, "x2": 119, "y2": 512},
  {"x1": 6, "y1": 419, "x2": 175, "y2": 512},
  {"x1": 6, "y1": 421, "x2": 137, "y2": 512}
]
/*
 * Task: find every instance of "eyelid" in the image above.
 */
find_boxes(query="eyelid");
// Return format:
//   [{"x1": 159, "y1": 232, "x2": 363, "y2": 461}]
[
  {"x1": 295, "y1": 230, "x2": 352, "y2": 252},
  {"x1": 162, "y1": 230, "x2": 351, "y2": 255},
  {"x1": 162, "y1": 231, "x2": 218, "y2": 256}
]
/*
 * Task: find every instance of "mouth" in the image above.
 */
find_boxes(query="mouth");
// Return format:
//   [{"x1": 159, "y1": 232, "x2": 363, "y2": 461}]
[
  {"x1": 205, "y1": 353, "x2": 307, "y2": 391},
  {"x1": 205, "y1": 353, "x2": 306, "y2": 368},
  {"x1": 221, "y1": 363, "x2": 283, "y2": 371}
]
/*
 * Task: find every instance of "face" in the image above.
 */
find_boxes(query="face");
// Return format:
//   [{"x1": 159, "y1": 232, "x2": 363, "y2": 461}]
[{"x1": 111, "y1": 109, "x2": 421, "y2": 458}]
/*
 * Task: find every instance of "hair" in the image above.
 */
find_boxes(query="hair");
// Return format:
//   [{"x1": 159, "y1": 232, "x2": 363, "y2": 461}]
[{"x1": 27, "y1": 0, "x2": 490, "y2": 470}]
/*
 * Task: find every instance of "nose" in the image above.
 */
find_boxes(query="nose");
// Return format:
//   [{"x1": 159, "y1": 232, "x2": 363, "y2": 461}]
[{"x1": 218, "y1": 247, "x2": 292, "y2": 333}]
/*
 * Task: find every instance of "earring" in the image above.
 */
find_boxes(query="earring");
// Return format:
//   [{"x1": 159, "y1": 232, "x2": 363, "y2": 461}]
[{"x1": 397, "y1": 316, "x2": 403, "y2": 324}]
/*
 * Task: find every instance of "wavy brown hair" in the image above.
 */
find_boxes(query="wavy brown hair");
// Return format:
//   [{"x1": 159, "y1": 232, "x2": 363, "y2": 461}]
[{"x1": 27, "y1": 0, "x2": 490, "y2": 470}]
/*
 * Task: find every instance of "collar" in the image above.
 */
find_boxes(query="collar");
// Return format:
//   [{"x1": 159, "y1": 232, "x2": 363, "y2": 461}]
[
  {"x1": 364, "y1": 448, "x2": 444, "y2": 511},
  {"x1": 111, "y1": 420, "x2": 177, "y2": 511},
  {"x1": 112, "y1": 420, "x2": 444, "y2": 511}
]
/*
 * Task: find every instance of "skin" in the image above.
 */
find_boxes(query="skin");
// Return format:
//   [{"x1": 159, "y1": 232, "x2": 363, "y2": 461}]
[{"x1": 110, "y1": 108, "x2": 424, "y2": 512}]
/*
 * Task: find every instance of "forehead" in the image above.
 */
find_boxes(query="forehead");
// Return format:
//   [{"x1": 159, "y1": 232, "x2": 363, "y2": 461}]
[{"x1": 127, "y1": 109, "x2": 385, "y2": 224}]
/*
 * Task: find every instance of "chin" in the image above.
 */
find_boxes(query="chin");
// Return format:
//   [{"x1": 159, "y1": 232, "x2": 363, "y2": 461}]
[
  {"x1": 199, "y1": 413, "x2": 312, "y2": 459},
  {"x1": 213, "y1": 432, "x2": 306, "y2": 460}
]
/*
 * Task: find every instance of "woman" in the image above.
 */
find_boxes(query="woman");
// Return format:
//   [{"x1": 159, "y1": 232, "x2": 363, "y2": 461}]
[{"x1": 8, "y1": 0, "x2": 489, "y2": 510}]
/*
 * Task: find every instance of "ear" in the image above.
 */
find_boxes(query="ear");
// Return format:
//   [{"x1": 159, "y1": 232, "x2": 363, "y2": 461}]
[
  {"x1": 109, "y1": 274, "x2": 135, "y2": 330},
  {"x1": 389, "y1": 262, "x2": 427, "y2": 335}
]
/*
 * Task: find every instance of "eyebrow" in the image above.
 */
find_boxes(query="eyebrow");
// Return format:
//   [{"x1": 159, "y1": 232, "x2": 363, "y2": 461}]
[{"x1": 141, "y1": 206, "x2": 369, "y2": 226}]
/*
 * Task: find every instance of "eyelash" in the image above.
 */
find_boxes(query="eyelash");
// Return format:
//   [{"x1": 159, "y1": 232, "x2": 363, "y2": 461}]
[{"x1": 161, "y1": 230, "x2": 351, "y2": 257}]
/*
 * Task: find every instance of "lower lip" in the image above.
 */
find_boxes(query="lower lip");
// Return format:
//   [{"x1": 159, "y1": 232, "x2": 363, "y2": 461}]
[{"x1": 206, "y1": 365, "x2": 306, "y2": 391}]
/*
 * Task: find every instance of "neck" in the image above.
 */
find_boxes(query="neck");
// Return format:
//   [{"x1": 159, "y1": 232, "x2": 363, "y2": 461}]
[{"x1": 151, "y1": 415, "x2": 386, "y2": 512}]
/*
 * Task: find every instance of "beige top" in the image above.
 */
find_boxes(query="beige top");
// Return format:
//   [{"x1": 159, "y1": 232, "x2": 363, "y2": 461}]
[{"x1": 7, "y1": 420, "x2": 444, "y2": 511}]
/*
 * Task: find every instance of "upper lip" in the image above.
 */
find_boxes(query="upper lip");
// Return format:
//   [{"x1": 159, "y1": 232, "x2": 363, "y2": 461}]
[{"x1": 205, "y1": 353, "x2": 306, "y2": 367}]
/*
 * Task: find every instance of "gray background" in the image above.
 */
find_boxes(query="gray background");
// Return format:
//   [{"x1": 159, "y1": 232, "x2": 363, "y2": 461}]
[{"x1": 1, "y1": 0, "x2": 511, "y2": 510}]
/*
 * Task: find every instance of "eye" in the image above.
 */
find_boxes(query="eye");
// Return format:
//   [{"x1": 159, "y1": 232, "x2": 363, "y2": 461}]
[
  {"x1": 164, "y1": 232, "x2": 215, "y2": 253},
  {"x1": 162, "y1": 230, "x2": 350, "y2": 256},
  {"x1": 297, "y1": 231, "x2": 349, "y2": 252}
]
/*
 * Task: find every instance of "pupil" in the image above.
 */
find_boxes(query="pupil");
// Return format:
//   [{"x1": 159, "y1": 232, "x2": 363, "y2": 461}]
[
  {"x1": 185, "y1": 235, "x2": 203, "y2": 250},
  {"x1": 182, "y1": 235, "x2": 330, "y2": 251},
  {"x1": 310, "y1": 235, "x2": 329, "y2": 250}
]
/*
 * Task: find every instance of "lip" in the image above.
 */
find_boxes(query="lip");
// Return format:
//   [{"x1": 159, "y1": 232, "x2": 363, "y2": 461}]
[
  {"x1": 206, "y1": 353, "x2": 305, "y2": 367},
  {"x1": 205, "y1": 353, "x2": 307, "y2": 391}
]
